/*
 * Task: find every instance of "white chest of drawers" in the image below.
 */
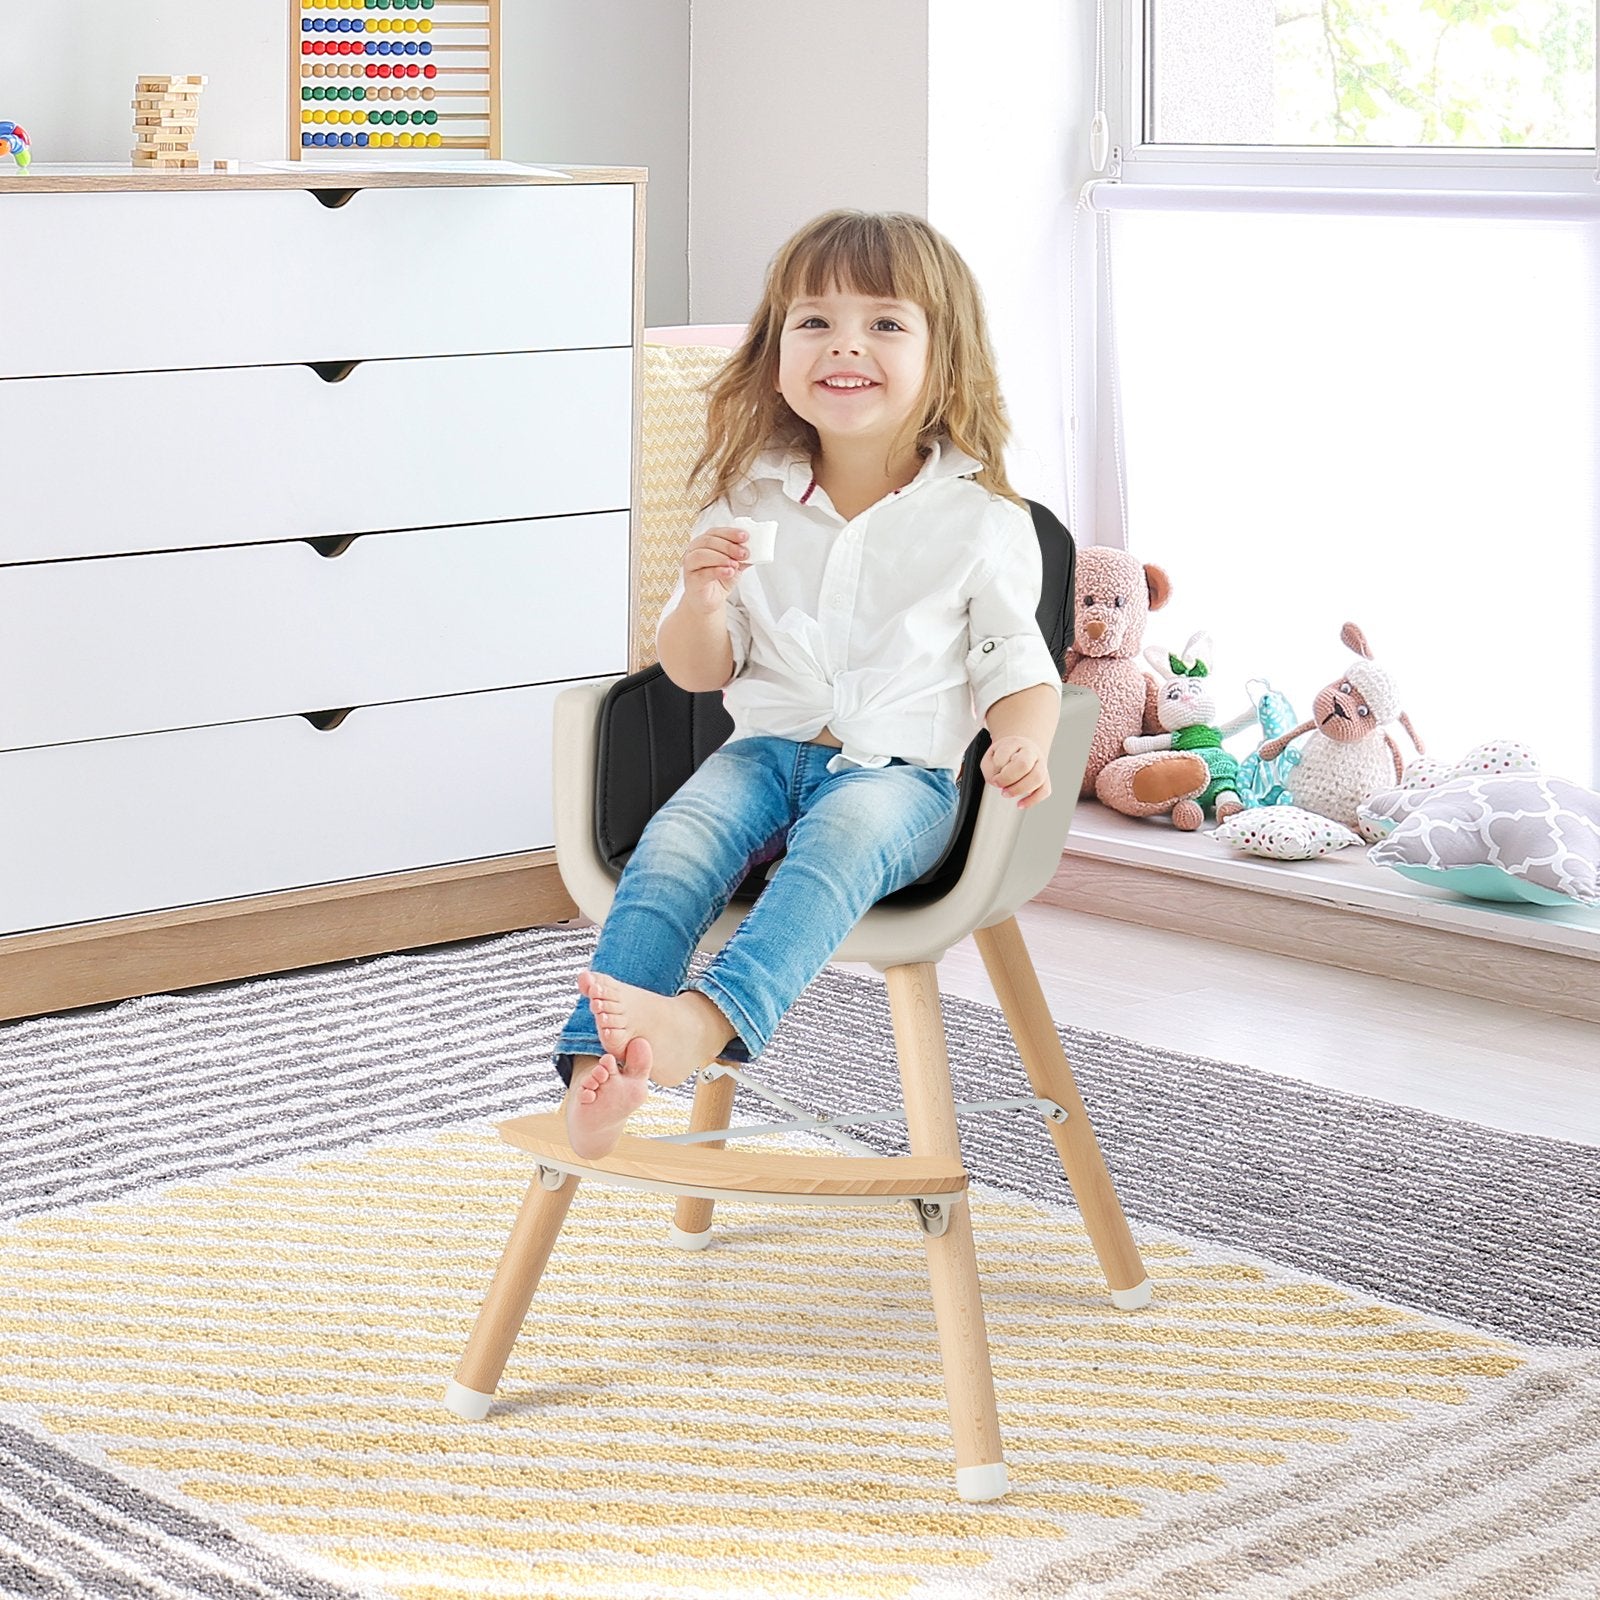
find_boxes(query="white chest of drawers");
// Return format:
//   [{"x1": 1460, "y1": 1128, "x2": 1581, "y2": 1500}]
[{"x1": 0, "y1": 164, "x2": 644, "y2": 1020}]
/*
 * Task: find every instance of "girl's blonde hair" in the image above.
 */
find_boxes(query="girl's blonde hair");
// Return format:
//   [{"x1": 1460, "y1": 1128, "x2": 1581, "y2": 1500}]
[{"x1": 689, "y1": 210, "x2": 1019, "y2": 509}]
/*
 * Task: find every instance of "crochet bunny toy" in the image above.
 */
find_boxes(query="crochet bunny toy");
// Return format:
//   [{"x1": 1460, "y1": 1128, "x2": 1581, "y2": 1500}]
[
  {"x1": 1064, "y1": 548, "x2": 1208, "y2": 809},
  {"x1": 1116, "y1": 633, "x2": 1256, "y2": 830},
  {"x1": 1256, "y1": 621, "x2": 1424, "y2": 841}
]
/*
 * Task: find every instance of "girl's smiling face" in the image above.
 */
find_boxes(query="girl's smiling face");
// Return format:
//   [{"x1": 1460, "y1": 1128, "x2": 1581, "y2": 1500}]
[{"x1": 776, "y1": 285, "x2": 931, "y2": 455}]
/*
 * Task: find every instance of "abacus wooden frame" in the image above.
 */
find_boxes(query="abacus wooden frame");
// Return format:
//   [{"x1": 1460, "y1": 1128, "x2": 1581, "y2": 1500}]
[{"x1": 287, "y1": 0, "x2": 501, "y2": 160}]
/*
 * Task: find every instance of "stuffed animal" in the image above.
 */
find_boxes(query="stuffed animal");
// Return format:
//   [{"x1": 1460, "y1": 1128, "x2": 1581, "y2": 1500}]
[
  {"x1": 1234, "y1": 679, "x2": 1303, "y2": 806},
  {"x1": 1112, "y1": 633, "x2": 1256, "y2": 830},
  {"x1": 1256, "y1": 621, "x2": 1424, "y2": 841},
  {"x1": 1063, "y1": 548, "x2": 1209, "y2": 809}
]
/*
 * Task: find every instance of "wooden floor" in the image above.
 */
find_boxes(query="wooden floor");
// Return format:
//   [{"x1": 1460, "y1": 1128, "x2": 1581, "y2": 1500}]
[{"x1": 837, "y1": 899, "x2": 1600, "y2": 1151}]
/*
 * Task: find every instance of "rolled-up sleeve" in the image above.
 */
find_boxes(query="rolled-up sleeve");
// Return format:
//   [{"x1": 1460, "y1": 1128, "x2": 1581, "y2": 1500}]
[
  {"x1": 654, "y1": 499, "x2": 751, "y2": 677},
  {"x1": 964, "y1": 503, "x2": 1062, "y2": 720}
]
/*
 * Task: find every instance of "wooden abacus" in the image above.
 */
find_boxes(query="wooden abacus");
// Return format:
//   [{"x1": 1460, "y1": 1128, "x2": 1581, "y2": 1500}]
[{"x1": 289, "y1": 0, "x2": 501, "y2": 159}]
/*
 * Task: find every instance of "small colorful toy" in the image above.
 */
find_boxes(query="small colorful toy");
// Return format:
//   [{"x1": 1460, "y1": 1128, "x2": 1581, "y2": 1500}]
[{"x1": 0, "y1": 121, "x2": 31, "y2": 172}]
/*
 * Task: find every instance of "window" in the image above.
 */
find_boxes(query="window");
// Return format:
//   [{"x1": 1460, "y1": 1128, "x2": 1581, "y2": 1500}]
[
  {"x1": 1146, "y1": 0, "x2": 1595, "y2": 151},
  {"x1": 1073, "y1": 2, "x2": 1600, "y2": 786}
]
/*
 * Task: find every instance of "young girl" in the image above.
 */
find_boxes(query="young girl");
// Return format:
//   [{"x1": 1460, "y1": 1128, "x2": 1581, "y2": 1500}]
[{"x1": 554, "y1": 209, "x2": 1063, "y2": 1159}]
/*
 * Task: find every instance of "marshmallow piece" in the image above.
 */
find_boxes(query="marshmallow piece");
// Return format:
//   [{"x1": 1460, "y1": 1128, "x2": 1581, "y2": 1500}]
[{"x1": 730, "y1": 516, "x2": 778, "y2": 565}]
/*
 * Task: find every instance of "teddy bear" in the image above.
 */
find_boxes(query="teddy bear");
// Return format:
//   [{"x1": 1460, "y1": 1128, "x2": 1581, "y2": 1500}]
[
  {"x1": 1063, "y1": 548, "x2": 1209, "y2": 814},
  {"x1": 1114, "y1": 633, "x2": 1256, "y2": 830},
  {"x1": 1255, "y1": 621, "x2": 1424, "y2": 841}
]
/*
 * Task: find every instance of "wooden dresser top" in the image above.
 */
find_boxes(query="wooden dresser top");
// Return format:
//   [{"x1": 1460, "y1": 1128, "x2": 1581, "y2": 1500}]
[{"x1": 0, "y1": 162, "x2": 645, "y2": 195}]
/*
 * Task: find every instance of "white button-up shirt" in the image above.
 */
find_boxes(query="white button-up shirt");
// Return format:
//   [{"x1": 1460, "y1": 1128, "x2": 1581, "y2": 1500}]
[{"x1": 655, "y1": 436, "x2": 1063, "y2": 775}]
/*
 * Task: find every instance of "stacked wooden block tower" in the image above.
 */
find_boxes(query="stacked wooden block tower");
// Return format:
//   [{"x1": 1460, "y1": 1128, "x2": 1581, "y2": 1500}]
[{"x1": 131, "y1": 76, "x2": 206, "y2": 169}]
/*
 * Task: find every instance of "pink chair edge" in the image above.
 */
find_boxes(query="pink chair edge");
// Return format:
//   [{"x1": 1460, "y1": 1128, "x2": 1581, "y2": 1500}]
[{"x1": 644, "y1": 323, "x2": 747, "y2": 348}]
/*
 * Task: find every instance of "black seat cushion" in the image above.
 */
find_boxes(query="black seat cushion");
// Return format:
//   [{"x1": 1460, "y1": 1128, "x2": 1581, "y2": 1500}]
[{"x1": 592, "y1": 499, "x2": 1075, "y2": 909}]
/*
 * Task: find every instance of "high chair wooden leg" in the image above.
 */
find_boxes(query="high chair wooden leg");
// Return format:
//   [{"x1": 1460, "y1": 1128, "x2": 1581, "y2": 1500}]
[
  {"x1": 885, "y1": 962, "x2": 1007, "y2": 1502},
  {"x1": 444, "y1": 1169, "x2": 579, "y2": 1420},
  {"x1": 974, "y1": 916, "x2": 1152, "y2": 1310},
  {"x1": 669, "y1": 1061, "x2": 739, "y2": 1249}
]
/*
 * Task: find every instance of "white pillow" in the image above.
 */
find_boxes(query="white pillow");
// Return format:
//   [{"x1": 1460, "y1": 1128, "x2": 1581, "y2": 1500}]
[{"x1": 1212, "y1": 805, "x2": 1363, "y2": 861}]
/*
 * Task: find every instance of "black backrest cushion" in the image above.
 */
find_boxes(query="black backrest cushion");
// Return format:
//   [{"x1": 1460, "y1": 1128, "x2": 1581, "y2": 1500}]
[{"x1": 594, "y1": 499, "x2": 1075, "y2": 905}]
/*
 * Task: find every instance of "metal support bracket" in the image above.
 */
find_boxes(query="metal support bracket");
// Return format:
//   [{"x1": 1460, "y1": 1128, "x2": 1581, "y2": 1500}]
[{"x1": 910, "y1": 1198, "x2": 952, "y2": 1237}]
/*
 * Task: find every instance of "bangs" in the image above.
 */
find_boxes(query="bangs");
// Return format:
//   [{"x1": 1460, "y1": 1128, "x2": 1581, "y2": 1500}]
[{"x1": 774, "y1": 213, "x2": 946, "y2": 313}]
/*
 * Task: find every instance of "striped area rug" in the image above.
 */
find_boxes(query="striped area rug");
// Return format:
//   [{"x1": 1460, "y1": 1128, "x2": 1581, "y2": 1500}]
[{"x1": 4, "y1": 922, "x2": 1598, "y2": 1599}]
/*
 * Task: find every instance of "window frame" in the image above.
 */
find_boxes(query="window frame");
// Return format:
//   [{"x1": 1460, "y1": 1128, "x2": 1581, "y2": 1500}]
[{"x1": 1109, "y1": 0, "x2": 1600, "y2": 193}]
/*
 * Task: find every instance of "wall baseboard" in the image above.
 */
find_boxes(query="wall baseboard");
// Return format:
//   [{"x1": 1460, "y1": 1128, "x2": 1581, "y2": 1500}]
[{"x1": 0, "y1": 854, "x2": 578, "y2": 1025}]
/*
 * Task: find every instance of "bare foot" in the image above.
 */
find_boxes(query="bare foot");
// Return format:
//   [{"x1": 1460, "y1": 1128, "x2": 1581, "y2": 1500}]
[
  {"x1": 565, "y1": 1037, "x2": 653, "y2": 1160},
  {"x1": 576, "y1": 968, "x2": 733, "y2": 1089}
]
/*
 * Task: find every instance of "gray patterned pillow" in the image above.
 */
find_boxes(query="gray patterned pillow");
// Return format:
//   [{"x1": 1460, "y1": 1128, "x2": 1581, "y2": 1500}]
[{"x1": 1362, "y1": 774, "x2": 1600, "y2": 907}]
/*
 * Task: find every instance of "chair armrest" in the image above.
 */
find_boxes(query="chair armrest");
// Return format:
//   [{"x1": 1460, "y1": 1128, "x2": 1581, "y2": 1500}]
[
  {"x1": 551, "y1": 677, "x2": 624, "y2": 926},
  {"x1": 830, "y1": 685, "x2": 1101, "y2": 969}
]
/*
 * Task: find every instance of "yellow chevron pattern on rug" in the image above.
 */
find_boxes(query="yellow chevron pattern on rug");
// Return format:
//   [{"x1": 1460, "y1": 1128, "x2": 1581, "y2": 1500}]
[
  {"x1": 634, "y1": 341, "x2": 734, "y2": 671},
  {"x1": 1, "y1": 1108, "x2": 1523, "y2": 1599}
]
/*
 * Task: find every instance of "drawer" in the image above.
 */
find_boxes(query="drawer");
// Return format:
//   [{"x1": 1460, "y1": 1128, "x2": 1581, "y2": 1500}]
[
  {"x1": 1, "y1": 512, "x2": 628, "y2": 750},
  {"x1": 0, "y1": 183, "x2": 633, "y2": 378},
  {"x1": 1, "y1": 348, "x2": 633, "y2": 563},
  {"x1": 0, "y1": 683, "x2": 564, "y2": 937}
]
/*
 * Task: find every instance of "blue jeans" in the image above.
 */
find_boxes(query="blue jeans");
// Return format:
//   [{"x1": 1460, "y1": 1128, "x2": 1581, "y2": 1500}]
[{"x1": 552, "y1": 736, "x2": 961, "y2": 1084}]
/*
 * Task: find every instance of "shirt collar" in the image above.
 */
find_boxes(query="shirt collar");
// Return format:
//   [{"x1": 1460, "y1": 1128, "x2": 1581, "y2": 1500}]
[{"x1": 749, "y1": 435, "x2": 985, "y2": 504}]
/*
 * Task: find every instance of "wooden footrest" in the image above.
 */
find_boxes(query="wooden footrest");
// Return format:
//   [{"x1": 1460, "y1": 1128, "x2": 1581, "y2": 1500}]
[{"x1": 499, "y1": 1112, "x2": 967, "y2": 1200}]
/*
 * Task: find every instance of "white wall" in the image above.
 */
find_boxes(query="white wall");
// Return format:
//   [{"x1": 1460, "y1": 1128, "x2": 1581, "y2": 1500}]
[
  {"x1": 928, "y1": 0, "x2": 1090, "y2": 519},
  {"x1": 503, "y1": 0, "x2": 690, "y2": 325},
  {"x1": 686, "y1": 0, "x2": 929, "y2": 325},
  {"x1": 0, "y1": 0, "x2": 693, "y2": 324},
  {"x1": 0, "y1": 3, "x2": 281, "y2": 168}
]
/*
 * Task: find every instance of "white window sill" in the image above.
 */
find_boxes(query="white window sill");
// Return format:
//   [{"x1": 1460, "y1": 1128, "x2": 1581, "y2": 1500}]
[{"x1": 1060, "y1": 800, "x2": 1600, "y2": 964}]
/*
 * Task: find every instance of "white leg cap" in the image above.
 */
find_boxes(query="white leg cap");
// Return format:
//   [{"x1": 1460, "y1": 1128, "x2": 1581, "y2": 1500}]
[
  {"x1": 956, "y1": 1461, "x2": 1009, "y2": 1502},
  {"x1": 1110, "y1": 1278, "x2": 1153, "y2": 1311},
  {"x1": 442, "y1": 1380, "x2": 494, "y2": 1420},
  {"x1": 668, "y1": 1223, "x2": 714, "y2": 1251}
]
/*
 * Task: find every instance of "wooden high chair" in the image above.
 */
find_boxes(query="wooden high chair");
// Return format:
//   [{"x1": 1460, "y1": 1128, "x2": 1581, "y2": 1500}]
[{"x1": 442, "y1": 502, "x2": 1151, "y2": 1502}]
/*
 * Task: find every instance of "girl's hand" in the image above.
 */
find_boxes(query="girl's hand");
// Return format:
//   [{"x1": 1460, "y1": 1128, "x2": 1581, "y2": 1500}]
[
  {"x1": 681, "y1": 526, "x2": 750, "y2": 614},
  {"x1": 982, "y1": 735, "x2": 1051, "y2": 809}
]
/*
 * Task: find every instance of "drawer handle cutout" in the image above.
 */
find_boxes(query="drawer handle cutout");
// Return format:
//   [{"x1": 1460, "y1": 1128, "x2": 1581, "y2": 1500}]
[
  {"x1": 307, "y1": 359, "x2": 361, "y2": 384},
  {"x1": 303, "y1": 707, "x2": 354, "y2": 731},
  {"x1": 311, "y1": 188, "x2": 359, "y2": 210},
  {"x1": 306, "y1": 534, "x2": 359, "y2": 559}
]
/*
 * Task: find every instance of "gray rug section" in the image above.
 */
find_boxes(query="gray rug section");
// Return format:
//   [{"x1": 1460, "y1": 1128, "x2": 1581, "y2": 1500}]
[
  {"x1": 0, "y1": 1416, "x2": 364, "y2": 1600},
  {"x1": 4, "y1": 922, "x2": 1596, "y2": 1349},
  {"x1": 753, "y1": 964, "x2": 1600, "y2": 1351},
  {"x1": 1015, "y1": 1352, "x2": 1600, "y2": 1600}
]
